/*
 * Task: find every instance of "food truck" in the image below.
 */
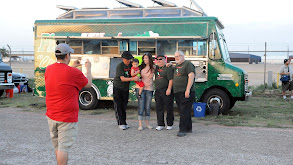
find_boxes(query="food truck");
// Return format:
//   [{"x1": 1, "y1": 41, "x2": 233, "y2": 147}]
[{"x1": 34, "y1": 0, "x2": 251, "y2": 114}]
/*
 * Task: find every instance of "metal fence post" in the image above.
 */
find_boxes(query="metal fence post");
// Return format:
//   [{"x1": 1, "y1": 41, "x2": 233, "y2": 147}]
[
  {"x1": 264, "y1": 42, "x2": 267, "y2": 89},
  {"x1": 7, "y1": 44, "x2": 11, "y2": 66}
]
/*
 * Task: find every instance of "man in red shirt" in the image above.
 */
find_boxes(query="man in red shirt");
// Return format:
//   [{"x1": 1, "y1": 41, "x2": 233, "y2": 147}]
[{"x1": 45, "y1": 43, "x2": 92, "y2": 165}]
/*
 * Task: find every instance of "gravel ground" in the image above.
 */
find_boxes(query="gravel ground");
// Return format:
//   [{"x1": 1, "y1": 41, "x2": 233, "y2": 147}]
[{"x1": 0, "y1": 107, "x2": 292, "y2": 165}]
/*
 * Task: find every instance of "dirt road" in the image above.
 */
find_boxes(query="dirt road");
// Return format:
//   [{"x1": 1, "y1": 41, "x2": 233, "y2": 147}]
[{"x1": 0, "y1": 107, "x2": 292, "y2": 165}]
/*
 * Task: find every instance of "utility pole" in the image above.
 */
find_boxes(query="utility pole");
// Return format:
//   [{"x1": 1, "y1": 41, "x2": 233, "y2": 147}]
[
  {"x1": 7, "y1": 44, "x2": 11, "y2": 66},
  {"x1": 264, "y1": 42, "x2": 267, "y2": 89},
  {"x1": 287, "y1": 45, "x2": 289, "y2": 59}
]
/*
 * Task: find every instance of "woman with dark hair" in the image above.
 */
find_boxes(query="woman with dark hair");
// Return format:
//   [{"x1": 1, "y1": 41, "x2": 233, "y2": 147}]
[{"x1": 136, "y1": 52, "x2": 155, "y2": 131}]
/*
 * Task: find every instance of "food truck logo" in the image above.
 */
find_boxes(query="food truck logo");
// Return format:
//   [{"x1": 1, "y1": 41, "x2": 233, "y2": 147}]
[
  {"x1": 38, "y1": 33, "x2": 55, "y2": 52},
  {"x1": 37, "y1": 55, "x2": 55, "y2": 70},
  {"x1": 36, "y1": 33, "x2": 56, "y2": 69}
]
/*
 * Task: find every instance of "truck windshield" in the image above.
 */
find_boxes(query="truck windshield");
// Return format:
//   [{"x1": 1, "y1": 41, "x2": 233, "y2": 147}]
[{"x1": 217, "y1": 26, "x2": 231, "y2": 63}]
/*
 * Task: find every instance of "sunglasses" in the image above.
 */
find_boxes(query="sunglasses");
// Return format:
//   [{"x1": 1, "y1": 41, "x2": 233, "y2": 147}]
[{"x1": 156, "y1": 58, "x2": 165, "y2": 61}]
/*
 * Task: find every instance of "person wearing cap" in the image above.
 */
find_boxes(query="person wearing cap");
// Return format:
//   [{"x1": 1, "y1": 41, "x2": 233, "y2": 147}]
[
  {"x1": 279, "y1": 58, "x2": 293, "y2": 100},
  {"x1": 154, "y1": 54, "x2": 175, "y2": 131},
  {"x1": 113, "y1": 51, "x2": 139, "y2": 130},
  {"x1": 173, "y1": 50, "x2": 195, "y2": 137},
  {"x1": 45, "y1": 43, "x2": 92, "y2": 165}
]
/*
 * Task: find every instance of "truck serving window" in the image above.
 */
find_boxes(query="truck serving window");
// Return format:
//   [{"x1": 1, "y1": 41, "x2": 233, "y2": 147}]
[
  {"x1": 69, "y1": 40, "x2": 82, "y2": 54},
  {"x1": 138, "y1": 40, "x2": 156, "y2": 55},
  {"x1": 84, "y1": 40, "x2": 101, "y2": 54},
  {"x1": 178, "y1": 40, "x2": 206, "y2": 56},
  {"x1": 120, "y1": 41, "x2": 137, "y2": 55},
  {"x1": 102, "y1": 40, "x2": 118, "y2": 54},
  {"x1": 157, "y1": 40, "x2": 176, "y2": 55}
]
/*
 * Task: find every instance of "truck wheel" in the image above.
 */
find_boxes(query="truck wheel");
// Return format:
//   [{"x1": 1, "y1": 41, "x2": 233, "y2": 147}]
[
  {"x1": 0, "y1": 90, "x2": 4, "y2": 97},
  {"x1": 201, "y1": 89, "x2": 230, "y2": 115},
  {"x1": 79, "y1": 88, "x2": 98, "y2": 110}
]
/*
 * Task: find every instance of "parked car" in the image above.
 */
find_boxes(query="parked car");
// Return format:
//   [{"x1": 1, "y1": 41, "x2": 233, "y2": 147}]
[
  {"x1": 12, "y1": 72, "x2": 32, "y2": 92},
  {"x1": 0, "y1": 52, "x2": 14, "y2": 97}
]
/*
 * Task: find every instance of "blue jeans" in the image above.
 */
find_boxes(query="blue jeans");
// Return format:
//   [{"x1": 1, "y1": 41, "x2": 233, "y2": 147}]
[{"x1": 135, "y1": 88, "x2": 153, "y2": 120}]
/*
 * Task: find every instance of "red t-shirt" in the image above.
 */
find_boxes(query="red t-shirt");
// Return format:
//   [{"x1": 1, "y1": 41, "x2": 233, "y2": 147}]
[{"x1": 45, "y1": 63, "x2": 88, "y2": 122}]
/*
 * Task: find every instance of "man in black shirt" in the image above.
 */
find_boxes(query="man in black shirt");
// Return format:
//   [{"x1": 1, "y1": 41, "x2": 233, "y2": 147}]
[
  {"x1": 154, "y1": 54, "x2": 175, "y2": 131},
  {"x1": 113, "y1": 51, "x2": 138, "y2": 130},
  {"x1": 173, "y1": 51, "x2": 195, "y2": 137}
]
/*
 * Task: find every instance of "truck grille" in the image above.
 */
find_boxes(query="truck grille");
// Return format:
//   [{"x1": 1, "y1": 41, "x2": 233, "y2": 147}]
[{"x1": 0, "y1": 73, "x2": 5, "y2": 83}]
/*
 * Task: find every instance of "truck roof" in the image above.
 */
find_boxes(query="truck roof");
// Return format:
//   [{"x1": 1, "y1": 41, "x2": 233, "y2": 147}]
[{"x1": 35, "y1": 16, "x2": 224, "y2": 29}]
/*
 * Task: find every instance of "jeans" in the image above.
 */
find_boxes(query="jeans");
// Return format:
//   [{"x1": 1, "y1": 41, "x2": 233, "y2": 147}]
[
  {"x1": 155, "y1": 88, "x2": 174, "y2": 126},
  {"x1": 135, "y1": 88, "x2": 153, "y2": 120},
  {"x1": 113, "y1": 87, "x2": 129, "y2": 125},
  {"x1": 174, "y1": 91, "x2": 195, "y2": 132}
]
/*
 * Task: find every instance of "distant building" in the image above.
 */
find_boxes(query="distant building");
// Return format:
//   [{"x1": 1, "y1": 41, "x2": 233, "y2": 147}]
[{"x1": 229, "y1": 53, "x2": 261, "y2": 64}]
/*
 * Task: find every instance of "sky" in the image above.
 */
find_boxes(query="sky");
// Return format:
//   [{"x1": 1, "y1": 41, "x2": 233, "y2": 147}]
[{"x1": 0, "y1": 0, "x2": 293, "y2": 56}]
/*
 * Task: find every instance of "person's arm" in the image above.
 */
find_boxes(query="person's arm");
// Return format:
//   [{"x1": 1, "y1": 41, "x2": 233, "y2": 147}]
[
  {"x1": 131, "y1": 68, "x2": 135, "y2": 77},
  {"x1": 120, "y1": 76, "x2": 138, "y2": 82},
  {"x1": 166, "y1": 63, "x2": 173, "y2": 67},
  {"x1": 185, "y1": 72, "x2": 195, "y2": 98},
  {"x1": 84, "y1": 59, "x2": 92, "y2": 88},
  {"x1": 280, "y1": 66, "x2": 290, "y2": 75},
  {"x1": 166, "y1": 79, "x2": 173, "y2": 96},
  {"x1": 131, "y1": 68, "x2": 140, "y2": 77},
  {"x1": 71, "y1": 60, "x2": 82, "y2": 68}
]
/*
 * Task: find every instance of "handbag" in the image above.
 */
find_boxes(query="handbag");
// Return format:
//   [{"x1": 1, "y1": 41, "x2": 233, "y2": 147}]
[
  {"x1": 280, "y1": 67, "x2": 290, "y2": 82},
  {"x1": 280, "y1": 75, "x2": 290, "y2": 82}
]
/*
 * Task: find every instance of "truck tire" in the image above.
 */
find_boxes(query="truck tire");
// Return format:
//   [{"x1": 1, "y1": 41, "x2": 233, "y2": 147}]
[
  {"x1": 229, "y1": 99, "x2": 236, "y2": 110},
  {"x1": 79, "y1": 88, "x2": 98, "y2": 110},
  {"x1": 0, "y1": 90, "x2": 4, "y2": 97},
  {"x1": 201, "y1": 88, "x2": 231, "y2": 115}
]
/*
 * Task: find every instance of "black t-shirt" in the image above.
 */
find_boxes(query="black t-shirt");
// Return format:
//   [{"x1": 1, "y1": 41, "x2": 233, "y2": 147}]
[
  {"x1": 113, "y1": 62, "x2": 132, "y2": 91},
  {"x1": 173, "y1": 60, "x2": 195, "y2": 93},
  {"x1": 154, "y1": 65, "x2": 174, "y2": 89}
]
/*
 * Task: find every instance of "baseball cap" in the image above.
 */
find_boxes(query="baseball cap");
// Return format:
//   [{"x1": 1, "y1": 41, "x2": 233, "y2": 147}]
[
  {"x1": 121, "y1": 51, "x2": 133, "y2": 59},
  {"x1": 284, "y1": 59, "x2": 289, "y2": 64},
  {"x1": 156, "y1": 54, "x2": 165, "y2": 58},
  {"x1": 55, "y1": 43, "x2": 74, "y2": 55}
]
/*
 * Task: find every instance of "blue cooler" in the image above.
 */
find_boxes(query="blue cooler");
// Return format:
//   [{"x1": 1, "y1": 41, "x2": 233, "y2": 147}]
[{"x1": 193, "y1": 102, "x2": 206, "y2": 117}]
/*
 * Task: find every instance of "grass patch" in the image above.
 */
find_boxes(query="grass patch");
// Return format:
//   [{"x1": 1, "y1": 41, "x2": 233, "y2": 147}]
[{"x1": 0, "y1": 92, "x2": 46, "y2": 111}]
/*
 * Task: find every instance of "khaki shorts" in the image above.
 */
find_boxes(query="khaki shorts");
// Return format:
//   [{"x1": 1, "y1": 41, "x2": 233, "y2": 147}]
[
  {"x1": 282, "y1": 81, "x2": 293, "y2": 92},
  {"x1": 46, "y1": 116, "x2": 78, "y2": 152}
]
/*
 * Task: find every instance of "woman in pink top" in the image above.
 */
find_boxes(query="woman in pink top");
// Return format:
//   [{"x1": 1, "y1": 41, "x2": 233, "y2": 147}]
[{"x1": 136, "y1": 53, "x2": 155, "y2": 131}]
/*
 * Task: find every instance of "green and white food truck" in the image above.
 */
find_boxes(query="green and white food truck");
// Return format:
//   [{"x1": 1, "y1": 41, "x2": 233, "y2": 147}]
[{"x1": 34, "y1": 0, "x2": 251, "y2": 114}]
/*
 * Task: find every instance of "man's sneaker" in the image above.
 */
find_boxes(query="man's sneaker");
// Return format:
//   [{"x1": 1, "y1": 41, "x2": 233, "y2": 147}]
[
  {"x1": 156, "y1": 126, "x2": 164, "y2": 131},
  {"x1": 146, "y1": 125, "x2": 153, "y2": 129},
  {"x1": 166, "y1": 126, "x2": 173, "y2": 130},
  {"x1": 119, "y1": 125, "x2": 127, "y2": 130},
  {"x1": 138, "y1": 126, "x2": 143, "y2": 131},
  {"x1": 177, "y1": 132, "x2": 186, "y2": 137},
  {"x1": 125, "y1": 125, "x2": 130, "y2": 129}
]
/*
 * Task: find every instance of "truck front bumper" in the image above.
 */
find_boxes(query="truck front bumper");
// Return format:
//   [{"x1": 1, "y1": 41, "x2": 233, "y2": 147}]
[
  {"x1": 0, "y1": 83, "x2": 14, "y2": 90},
  {"x1": 245, "y1": 91, "x2": 252, "y2": 101}
]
